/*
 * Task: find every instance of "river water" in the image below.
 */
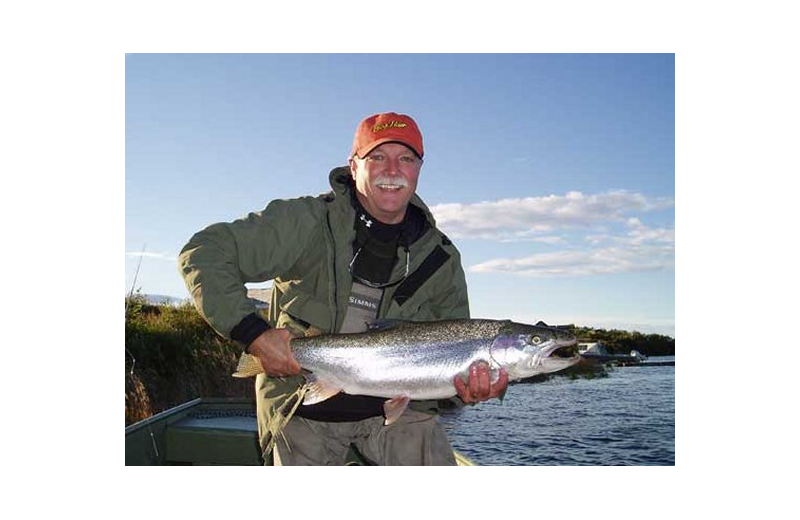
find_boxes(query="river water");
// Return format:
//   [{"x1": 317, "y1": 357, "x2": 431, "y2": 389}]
[{"x1": 438, "y1": 357, "x2": 675, "y2": 465}]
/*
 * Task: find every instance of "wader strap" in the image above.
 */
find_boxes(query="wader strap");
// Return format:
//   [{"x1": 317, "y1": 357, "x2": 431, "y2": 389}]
[
  {"x1": 340, "y1": 281, "x2": 383, "y2": 334},
  {"x1": 392, "y1": 245, "x2": 450, "y2": 307}
]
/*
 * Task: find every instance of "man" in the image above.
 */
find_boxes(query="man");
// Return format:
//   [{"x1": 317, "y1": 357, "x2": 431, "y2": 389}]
[{"x1": 179, "y1": 112, "x2": 508, "y2": 465}]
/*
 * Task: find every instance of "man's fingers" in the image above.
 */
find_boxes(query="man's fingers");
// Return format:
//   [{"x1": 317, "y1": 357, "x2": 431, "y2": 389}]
[
  {"x1": 455, "y1": 363, "x2": 509, "y2": 404},
  {"x1": 489, "y1": 369, "x2": 509, "y2": 398},
  {"x1": 468, "y1": 364, "x2": 480, "y2": 399},
  {"x1": 453, "y1": 374, "x2": 471, "y2": 403},
  {"x1": 255, "y1": 327, "x2": 301, "y2": 377},
  {"x1": 477, "y1": 363, "x2": 490, "y2": 398}
]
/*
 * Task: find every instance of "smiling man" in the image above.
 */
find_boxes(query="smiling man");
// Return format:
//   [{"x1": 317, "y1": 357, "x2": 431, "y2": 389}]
[
  {"x1": 350, "y1": 142, "x2": 419, "y2": 223},
  {"x1": 349, "y1": 118, "x2": 422, "y2": 225},
  {"x1": 179, "y1": 112, "x2": 507, "y2": 465}
]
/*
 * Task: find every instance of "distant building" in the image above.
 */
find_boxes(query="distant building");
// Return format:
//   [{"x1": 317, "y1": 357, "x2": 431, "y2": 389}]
[{"x1": 577, "y1": 342, "x2": 609, "y2": 356}]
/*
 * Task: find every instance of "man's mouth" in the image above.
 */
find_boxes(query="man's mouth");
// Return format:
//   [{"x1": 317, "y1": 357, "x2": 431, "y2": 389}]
[{"x1": 376, "y1": 184, "x2": 404, "y2": 191}]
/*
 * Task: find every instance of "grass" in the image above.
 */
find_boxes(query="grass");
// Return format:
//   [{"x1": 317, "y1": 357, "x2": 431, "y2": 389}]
[{"x1": 125, "y1": 295, "x2": 252, "y2": 426}]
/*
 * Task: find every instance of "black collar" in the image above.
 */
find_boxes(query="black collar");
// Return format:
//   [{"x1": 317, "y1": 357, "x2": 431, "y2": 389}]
[{"x1": 349, "y1": 189, "x2": 427, "y2": 247}]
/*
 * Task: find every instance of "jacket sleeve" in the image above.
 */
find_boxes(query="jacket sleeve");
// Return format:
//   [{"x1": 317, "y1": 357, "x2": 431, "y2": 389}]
[{"x1": 177, "y1": 198, "x2": 319, "y2": 338}]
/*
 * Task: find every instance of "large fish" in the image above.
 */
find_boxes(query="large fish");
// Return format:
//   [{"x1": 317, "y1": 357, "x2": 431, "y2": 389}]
[{"x1": 234, "y1": 319, "x2": 579, "y2": 424}]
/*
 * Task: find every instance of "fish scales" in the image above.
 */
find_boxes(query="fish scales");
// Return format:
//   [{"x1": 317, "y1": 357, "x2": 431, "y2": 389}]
[
  {"x1": 232, "y1": 318, "x2": 579, "y2": 402},
  {"x1": 290, "y1": 320, "x2": 542, "y2": 400}
]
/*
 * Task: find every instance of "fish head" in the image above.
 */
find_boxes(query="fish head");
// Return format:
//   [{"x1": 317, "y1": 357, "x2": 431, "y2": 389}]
[{"x1": 492, "y1": 321, "x2": 580, "y2": 380}]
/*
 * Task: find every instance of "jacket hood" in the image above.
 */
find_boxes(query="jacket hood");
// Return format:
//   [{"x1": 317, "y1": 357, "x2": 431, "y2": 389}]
[{"x1": 327, "y1": 166, "x2": 439, "y2": 228}]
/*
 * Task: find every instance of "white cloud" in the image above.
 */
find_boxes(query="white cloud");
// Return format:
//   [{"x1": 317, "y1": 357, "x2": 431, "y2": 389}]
[
  {"x1": 498, "y1": 232, "x2": 565, "y2": 244},
  {"x1": 433, "y1": 190, "x2": 675, "y2": 278},
  {"x1": 625, "y1": 218, "x2": 675, "y2": 244},
  {"x1": 469, "y1": 219, "x2": 675, "y2": 278},
  {"x1": 430, "y1": 190, "x2": 673, "y2": 240},
  {"x1": 469, "y1": 243, "x2": 674, "y2": 277},
  {"x1": 125, "y1": 251, "x2": 177, "y2": 262}
]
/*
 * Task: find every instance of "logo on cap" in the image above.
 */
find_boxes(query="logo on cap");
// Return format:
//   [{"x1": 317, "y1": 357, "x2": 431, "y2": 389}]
[{"x1": 372, "y1": 120, "x2": 408, "y2": 133}]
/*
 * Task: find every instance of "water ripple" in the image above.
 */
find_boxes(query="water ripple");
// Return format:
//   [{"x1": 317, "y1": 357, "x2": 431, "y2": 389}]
[{"x1": 439, "y1": 360, "x2": 674, "y2": 465}]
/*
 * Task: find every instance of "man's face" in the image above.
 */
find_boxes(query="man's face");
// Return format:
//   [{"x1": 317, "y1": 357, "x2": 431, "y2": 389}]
[{"x1": 349, "y1": 142, "x2": 422, "y2": 224}]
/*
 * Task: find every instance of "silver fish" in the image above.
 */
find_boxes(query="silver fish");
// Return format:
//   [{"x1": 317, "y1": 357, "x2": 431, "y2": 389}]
[{"x1": 234, "y1": 319, "x2": 579, "y2": 424}]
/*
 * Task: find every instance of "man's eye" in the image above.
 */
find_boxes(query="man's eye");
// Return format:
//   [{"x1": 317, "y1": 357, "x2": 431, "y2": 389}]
[
  {"x1": 399, "y1": 156, "x2": 414, "y2": 163},
  {"x1": 367, "y1": 155, "x2": 385, "y2": 161}
]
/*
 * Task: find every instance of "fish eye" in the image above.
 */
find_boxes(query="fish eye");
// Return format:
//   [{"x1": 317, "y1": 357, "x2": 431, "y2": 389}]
[{"x1": 530, "y1": 335, "x2": 541, "y2": 345}]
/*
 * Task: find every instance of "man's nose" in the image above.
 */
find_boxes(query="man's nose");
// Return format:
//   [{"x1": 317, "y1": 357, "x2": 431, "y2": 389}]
[{"x1": 386, "y1": 156, "x2": 401, "y2": 175}]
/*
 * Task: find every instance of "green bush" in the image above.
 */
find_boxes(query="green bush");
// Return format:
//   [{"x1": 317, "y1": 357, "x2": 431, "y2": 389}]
[{"x1": 125, "y1": 297, "x2": 251, "y2": 425}]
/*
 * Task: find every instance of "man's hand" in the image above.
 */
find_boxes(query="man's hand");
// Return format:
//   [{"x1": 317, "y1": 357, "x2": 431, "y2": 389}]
[
  {"x1": 454, "y1": 361, "x2": 509, "y2": 404},
  {"x1": 247, "y1": 328, "x2": 301, "y2": 377}
]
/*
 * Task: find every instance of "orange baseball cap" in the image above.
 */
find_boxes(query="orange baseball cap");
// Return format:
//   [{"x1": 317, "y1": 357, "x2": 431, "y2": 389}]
[{"x1": 350, "y1": 112, "x2": 424, "y2": 159}]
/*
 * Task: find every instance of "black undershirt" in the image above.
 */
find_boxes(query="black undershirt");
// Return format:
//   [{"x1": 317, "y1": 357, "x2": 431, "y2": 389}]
[{"x1": 293, "y1": 193, "x2": 426, "y2": 422}]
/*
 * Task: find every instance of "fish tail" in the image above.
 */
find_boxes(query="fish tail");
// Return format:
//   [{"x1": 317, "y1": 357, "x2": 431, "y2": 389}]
[{"x1": 232, "y1": 353, "x2": 265, "y2": 378}]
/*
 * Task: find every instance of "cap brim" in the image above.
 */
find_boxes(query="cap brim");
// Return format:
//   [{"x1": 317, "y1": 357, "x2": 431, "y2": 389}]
[{"x1": 354, "y1": 138, "x2": 423, "y2": 159}]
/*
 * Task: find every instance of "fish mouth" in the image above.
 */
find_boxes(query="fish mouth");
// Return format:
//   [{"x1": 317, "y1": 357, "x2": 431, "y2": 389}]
[
  {"x1": 537, "y1": 338, "x2": 581, "y2": 373},
  {"x1": 541, "y1": 336, "x2": 578, "y2": 358},
  {"x1": 540, "y1": 336, "x2": 580, "y2": 367},
  {"x1": 550, "y1": 343, "x2": 579, "y2": 359}
]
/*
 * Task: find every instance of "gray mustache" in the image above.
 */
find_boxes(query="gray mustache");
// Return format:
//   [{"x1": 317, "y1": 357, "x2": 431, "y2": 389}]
[{"x1": 372, "y1": 177, "x2": 408, "y2": 188}]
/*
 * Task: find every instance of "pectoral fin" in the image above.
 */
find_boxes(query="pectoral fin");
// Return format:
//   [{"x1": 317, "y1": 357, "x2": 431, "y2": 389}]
[
  {"x1": 383, "y1": 395, "x2": 410, "y2": 426},
  {"x1": 498, "y1": 386, "x2": 508, "y2": 403},
  {"x1": 302, "y1": 374, "x2": 342, "y2": 405}
]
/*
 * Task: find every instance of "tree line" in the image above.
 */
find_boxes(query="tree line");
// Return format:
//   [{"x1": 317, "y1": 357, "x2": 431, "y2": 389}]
[{"x1": 569, "y1": 325, "x2": 675, "y2": 356}]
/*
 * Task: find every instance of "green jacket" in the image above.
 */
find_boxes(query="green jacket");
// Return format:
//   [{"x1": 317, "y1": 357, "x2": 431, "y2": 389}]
[{"x1": 178, "y1": 166, "x2": 470, "y2": 434}]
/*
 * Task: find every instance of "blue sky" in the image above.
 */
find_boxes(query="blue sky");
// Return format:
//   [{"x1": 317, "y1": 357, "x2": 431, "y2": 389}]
[{"x1": 126, "y1": 54, "x2": 674, "y2": 336}]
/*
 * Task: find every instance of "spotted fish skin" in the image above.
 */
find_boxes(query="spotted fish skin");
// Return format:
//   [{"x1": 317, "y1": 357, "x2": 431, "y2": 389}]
[{"x1": 233, "y1": 319, "x2": 579, "y2": 402}]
